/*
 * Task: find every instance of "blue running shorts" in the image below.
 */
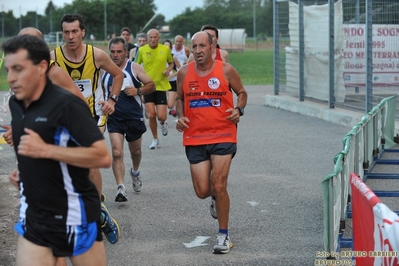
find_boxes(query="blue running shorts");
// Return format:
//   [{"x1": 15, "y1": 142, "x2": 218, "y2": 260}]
[{"x1": 15, "y1": 218, "x2": 102, "y2": 257}]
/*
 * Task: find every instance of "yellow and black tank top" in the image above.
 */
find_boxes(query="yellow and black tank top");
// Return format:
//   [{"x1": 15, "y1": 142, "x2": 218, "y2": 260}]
[{"x1": 54, "y1": 45, "x2": 101, "y2": 117}]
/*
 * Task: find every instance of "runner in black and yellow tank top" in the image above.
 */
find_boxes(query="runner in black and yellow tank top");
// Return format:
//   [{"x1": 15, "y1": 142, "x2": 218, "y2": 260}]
[
  {"x1": 54, "y1": 44, "x2": 105, "y2": 125},
  {"x1": 51, "y1": 15, "x2": 124, "y2": 127},
  {"x1": 50, "y1": 14, "x2": 124, "y2": 248}
]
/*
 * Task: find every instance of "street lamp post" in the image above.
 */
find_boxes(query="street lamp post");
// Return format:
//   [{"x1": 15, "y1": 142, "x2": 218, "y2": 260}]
[
  {"x1": 19, "y1": 6, "x2": 21, "y2": 31},
  {"x1": 50, "y1": 8, "x2": 52, "y2": 33},
  {"x1": 104, "y1": 0, "x2": 107, "y2": 40},
  {"x1": 253, "y1": 0, "x2": 257, "y2": 51},
  {"x1": 2, "y1": 5, "x2": 4, "y2": 40}
]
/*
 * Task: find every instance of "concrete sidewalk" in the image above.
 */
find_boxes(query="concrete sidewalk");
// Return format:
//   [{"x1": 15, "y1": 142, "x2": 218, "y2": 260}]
[{"x1": 263, "y1": 85, "x2": 399, "y2": 134}]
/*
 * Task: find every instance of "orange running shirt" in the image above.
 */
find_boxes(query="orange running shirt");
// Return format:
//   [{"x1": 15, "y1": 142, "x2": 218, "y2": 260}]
[{"x1": 182, "y1": 60, "x2": 237, "y2": 146}]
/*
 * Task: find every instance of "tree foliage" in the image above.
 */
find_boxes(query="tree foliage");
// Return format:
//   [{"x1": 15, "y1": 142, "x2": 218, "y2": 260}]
[
  {"x1": 1, "y1": 0, "x2": 274, "y2": 40},
  {"x1": 169, "y1": 0, "x2": 273, "y2": 38},
  {"x1": 2, "y1": 0, "x2": 396, "y2": 41}
]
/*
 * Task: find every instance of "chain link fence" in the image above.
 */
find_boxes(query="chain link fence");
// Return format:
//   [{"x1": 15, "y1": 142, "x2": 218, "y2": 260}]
[{"x1": 273, "y1": 0, "x2": 399, "y2": 120}]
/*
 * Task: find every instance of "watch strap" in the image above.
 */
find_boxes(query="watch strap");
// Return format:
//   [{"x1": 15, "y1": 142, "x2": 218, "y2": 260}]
[{"x1": 235, "y1": 107, "x2": 244, "y2": 116}]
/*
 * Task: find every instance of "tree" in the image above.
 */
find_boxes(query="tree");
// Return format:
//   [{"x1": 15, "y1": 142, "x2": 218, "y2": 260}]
[
  {"x1": 2, "y1": 0, "x2": 275, "y2": 40},
  {"x1": 2, "y1": 10, "x2": 19, "y2": 36},
  {"x1": 169, "y1": 0, "x2": 267, "y2": 38},
  {"x1": 45, "y1": 1, "x2": 56, "y2": 17},
  {"x1": 169, "y1": 8, "x2": 207, "y2": 37},
  {"x1": 20, "y1": 12, "x2": 36, "y2": 29},
  {"x1": 106, "y1": 0, "x2": 157, "y2": 36}
]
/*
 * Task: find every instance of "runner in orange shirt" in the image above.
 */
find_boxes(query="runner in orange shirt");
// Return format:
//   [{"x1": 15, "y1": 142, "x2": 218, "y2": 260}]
[{"x1": 175, "y1": 31, "x2": 247, "y2": 254}]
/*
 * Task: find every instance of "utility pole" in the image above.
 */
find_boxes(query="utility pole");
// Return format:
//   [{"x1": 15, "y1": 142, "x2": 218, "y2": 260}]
[
  {"x1": 104, "y1": 0, "x2": 107, "y2": 40},
  {"x1": 253, "y1": 0, "x2": 257, "y2": 51},
  {"x1": 19, "y1": 6, "x2": 22, "y2": 31},
  {"x1": 2, "y1": 5, "x2": 4, "y2": 40}
]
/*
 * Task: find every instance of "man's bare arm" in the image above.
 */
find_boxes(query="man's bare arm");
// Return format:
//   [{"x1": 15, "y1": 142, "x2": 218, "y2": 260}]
[
  {"x1": 163, "y1": 60, "x2": 174, "y2": 76},
  {"x1": 187, "y1": 53, "x2": 194, "y2": 64},
  {"x1": 48, "y1": 66, "x2": 86, "y2": 102},
  {"x1": 17, "y1": 128, "x2": 111, "y2": 169},
  {"x1": 184, "y1": 46, "x2": 190, "y2": 60},
  {"x1": 132, "y1": 63, "x2": 156, "y2": 95},
  {"x1": 175, "y1": 66, "x2": 187, "y2": 118},
  {"x1": 94, "y1": 47, "x2": 124, "y2": 113},
  {"x1": 221, "y1": 49, "x2": 229, "y2": 63},
  {"x1": 224, "y1": 63, "x2": 247, "y2": 109},
  {"x1": 173, "y1": 55, "x2": 181, "y2": 70},
  {"x1": 175, "y1": 65, "x2": 191, "y2": 132},
  {"x1": 94, "y1": 47, "x2": 124, "y2": 97}
]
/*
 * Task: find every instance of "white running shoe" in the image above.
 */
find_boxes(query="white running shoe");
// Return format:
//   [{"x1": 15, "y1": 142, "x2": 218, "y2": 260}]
[
  {"x1": 149, "y1": 139, "x2": 159, "y2": 149},
  {"x1": 213, "y1": 233, "x2": 233, "y2": 254},
  {"x1": 161, "y1": 121, "x2": 168, "y2": 136},
  {"x1": 130, "y1": 168, "x2": 142, "y2": 193},
  {"x1": 115, "y1": 184, "x2": 128, "y2": 202}
]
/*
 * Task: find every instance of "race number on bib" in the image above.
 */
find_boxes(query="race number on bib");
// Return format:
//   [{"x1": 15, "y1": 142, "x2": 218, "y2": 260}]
[{"x1": 74, "y1": 79, "x2": 93, "y2": 98}]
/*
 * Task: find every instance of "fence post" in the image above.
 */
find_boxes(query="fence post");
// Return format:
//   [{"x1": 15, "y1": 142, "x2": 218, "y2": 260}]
[
  {"x1": 273, "y1": 0, "x2": 280, "y2": 96},
  {"x1": 299, "y1": 0, "x2": 305, "y2": 101},
  {"x1": 328, "y1": 0, "x2": 335, "y2": 108},
  {"x1": 365, "y1": 0, "x2": 373, "y2": 112}
]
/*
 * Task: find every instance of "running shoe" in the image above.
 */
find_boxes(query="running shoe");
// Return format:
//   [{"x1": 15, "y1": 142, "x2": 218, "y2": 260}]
[
  {"x1": 161, "y1": 121, "x2": 168, "y2": 136},
  {"x1": 100, "y1": 203, "x2": 120, "y2": 244},
  {"x1": 169, "y1": 109, "x2": 177, "y2": 117},
  {"x1": 213, "y1": 233, "x2": 233, "y2": 254},
  {"x1": 210, "y1": 197, "x2": 217, "y2": 219},
  {"x1": 149, "y1": 139, "x2": 159, "y2": 149},
  {"x1": 130, "y1": 168, "x2": 142, "y2": 193},
  {"x1": 101, "y1": 193, "x2": 106, "y2": 203},
  {"x1": 115, "y1": 184, "x2": 128, "y2": 202}
]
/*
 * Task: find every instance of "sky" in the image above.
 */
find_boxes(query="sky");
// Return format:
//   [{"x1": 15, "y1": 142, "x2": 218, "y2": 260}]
[{"x1": 2, "y1": 0, "x2": 204, "y2": 21}]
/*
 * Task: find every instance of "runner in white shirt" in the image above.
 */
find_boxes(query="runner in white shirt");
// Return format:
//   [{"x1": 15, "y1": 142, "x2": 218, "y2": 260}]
[{"x1": 172, "y1": 35, "x2": 190, "y2": 68}]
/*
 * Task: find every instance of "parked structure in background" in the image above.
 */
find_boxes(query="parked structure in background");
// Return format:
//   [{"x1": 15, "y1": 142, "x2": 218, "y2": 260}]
[{"x1": 218, "y1": 29, "x2": 246, "y2": 52}]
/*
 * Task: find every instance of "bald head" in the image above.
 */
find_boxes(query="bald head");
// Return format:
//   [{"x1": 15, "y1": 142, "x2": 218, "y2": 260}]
[
  {"x1": 174, "y1": 35, "x2": 185, "y2": 49},
  {"x1": 18, "y1": 27, "x2": 44, "y2": 40},
  {"x1": 175, "y1": 35, "x2": 184, "y2": 41},
  {"x1": 147, "y1": 28, "x2": 160, "y2": 49},
  {"x1": 147, "y1": 28, "x2": 159, "y2": 36},
  {"x1": 190, "y1": 31, "x2": 215, "y2": 65},
  {"x1": 192, "y1": 31, "x2": 213, "y2": 45}
]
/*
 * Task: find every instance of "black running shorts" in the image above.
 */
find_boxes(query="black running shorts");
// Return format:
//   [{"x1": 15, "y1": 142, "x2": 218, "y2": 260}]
[
  {"x1": 168, "y1": 80, "x2": 177, "y2": 92},
  {"x1": 185, "y1": 143, "x2": 237, "y2": 164},
  {"x1": 107, "y1": 119, "x2": 147, "y2": 142},
  {"x1": 143, "y1": 91, "x2": 167, "y2": 105}
]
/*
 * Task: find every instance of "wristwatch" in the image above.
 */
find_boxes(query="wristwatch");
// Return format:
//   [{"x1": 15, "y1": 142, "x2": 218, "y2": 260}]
[
  {"x1": 235, "y1": 106, "x2": 244, "y2": 116},
  {"x1": 137, "y1": 87, "x2": 142, "y2": 96},
  {"x1": 109, "y1": 94, "x2": 119, "y2": 102}
]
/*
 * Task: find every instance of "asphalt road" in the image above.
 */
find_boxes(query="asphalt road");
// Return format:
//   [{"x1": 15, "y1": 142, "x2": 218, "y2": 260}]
[{"x1": 0, "y1": 86, "x2": 351, "y2": 265}]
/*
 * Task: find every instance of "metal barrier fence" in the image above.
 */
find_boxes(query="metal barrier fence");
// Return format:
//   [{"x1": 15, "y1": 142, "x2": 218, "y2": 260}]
[
  {"x1": 321, "y1": 95, "x2": 397, "y2": 253},
  {"x1": 273, "y1": 0, "x2": 399, "y2": 120}
]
